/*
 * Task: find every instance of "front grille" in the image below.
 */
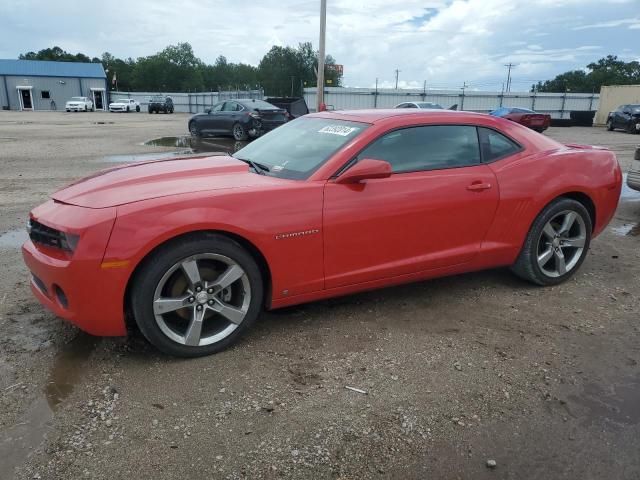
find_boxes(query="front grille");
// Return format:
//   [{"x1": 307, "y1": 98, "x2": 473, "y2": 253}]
[{"x1": 29, "y1": 219, "x2": 66, "y2": 250}]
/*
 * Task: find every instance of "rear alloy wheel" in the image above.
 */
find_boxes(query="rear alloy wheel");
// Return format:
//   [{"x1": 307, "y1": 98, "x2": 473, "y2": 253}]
[
  {"x1": 131, "y1": 234, "x2": 263, "y2": 357},
  {"x1": 189, "y1": 122, "x2": 200, "y2": 137},
  {"x1": 233, "y1": 123, "x2": 248, "y2": 141},
  {"x1": 511, "y1": 198, "x2": 591, "y2": 286}
]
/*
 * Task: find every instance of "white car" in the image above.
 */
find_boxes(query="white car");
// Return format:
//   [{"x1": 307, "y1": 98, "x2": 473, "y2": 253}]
[
  {"x1": 109, "y1": 98, "x2": 140, "y2": 113},
  {"x1": 65, "y1": 97, "x2": 94, "y2": 112}
]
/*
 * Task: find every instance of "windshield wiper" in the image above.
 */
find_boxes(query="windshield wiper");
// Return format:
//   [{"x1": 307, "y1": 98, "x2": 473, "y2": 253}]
[{"x1": 234, "y1": 156, "x2": 270, "y2": 175}]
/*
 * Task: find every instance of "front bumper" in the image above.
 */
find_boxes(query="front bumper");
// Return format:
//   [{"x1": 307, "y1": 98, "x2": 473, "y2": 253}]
[
  {"x1": 109, "y1": 106, "x2": 128, "y2": 112},
  {"x1": 21, "y1": 201, "x2": 128, "y2": 336},
  {"x1": 66, "y1": 105, "x2": 85, "y2": 111}
]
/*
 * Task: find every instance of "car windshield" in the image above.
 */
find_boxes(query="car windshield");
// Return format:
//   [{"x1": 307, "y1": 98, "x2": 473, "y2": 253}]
[
  {"x1": 512, "y1": 108, "x2": 535, "y2": 113},
  {"x1": 630, "y1": 105, "x2": 640, "y2": 112},
  {"x1": 71, "y1": 97, "x2": 84, "y2": 101},
  {"x1": 416, "y1": 102, "x2": 442, "y2": 109},
  {"x1": 116, "y1": 99, "x2": 128, "y2": 103},
  {"x1": 150, "y1": 96, "x2": 164, "y2": 101},
  {"x1": 239, "y1": 99, "x2": 279, "y2": 110},
  {"x1": 233, "y1": 117, "x2": 368, "y2": 180}
]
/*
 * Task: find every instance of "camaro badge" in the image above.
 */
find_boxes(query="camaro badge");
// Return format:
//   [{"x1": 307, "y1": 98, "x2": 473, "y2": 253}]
[{"x1": 275, "y1": 229, "x2": 320, "y2": 240}]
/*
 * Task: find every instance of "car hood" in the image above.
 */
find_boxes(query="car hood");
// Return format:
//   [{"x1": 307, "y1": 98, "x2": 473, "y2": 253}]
[{"x1": 51, "y1": 156, "x2": 283, "y2": 208}]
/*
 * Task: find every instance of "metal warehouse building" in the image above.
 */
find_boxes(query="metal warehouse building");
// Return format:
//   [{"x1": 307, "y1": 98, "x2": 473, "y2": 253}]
[{"x1": 0, "y1": 59, "x2": 108, "y2": 111}]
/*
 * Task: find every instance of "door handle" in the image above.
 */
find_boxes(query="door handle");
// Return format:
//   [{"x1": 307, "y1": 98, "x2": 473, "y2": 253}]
[{"x1": 467, "y1": 182, "x2": 492, "y2": 192}]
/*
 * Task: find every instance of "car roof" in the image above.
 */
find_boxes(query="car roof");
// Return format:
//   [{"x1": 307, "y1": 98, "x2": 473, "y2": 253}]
[{"x1": 307, "y1": 109, "x2": 489, "y2": 124}]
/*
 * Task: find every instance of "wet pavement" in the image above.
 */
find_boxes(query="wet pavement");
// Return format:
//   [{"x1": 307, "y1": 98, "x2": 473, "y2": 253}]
[
  {"x1": 0, "y1": 334, "x2": 99, "y2": 477},
  {"x1": 0, "y1": 229, "x2": 28, "y2": 249},
  {"x1": 102, "y1": 136, "x2": 248, "y2": 163}
]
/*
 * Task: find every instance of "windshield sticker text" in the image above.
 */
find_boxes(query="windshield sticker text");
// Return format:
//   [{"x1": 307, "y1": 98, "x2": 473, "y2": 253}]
[{"x1": 318, "y1": 125, "x2": 359, "y2": 136}]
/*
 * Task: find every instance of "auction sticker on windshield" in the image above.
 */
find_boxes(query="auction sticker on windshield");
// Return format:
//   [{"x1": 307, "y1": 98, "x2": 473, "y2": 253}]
[{"x1": 318, "y1": 125, "x2": 359, "y2": 136}]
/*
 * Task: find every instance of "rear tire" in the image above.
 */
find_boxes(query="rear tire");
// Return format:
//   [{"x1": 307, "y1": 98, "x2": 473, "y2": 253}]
[
  {"x1": 130, "y1": 234, "x2": 264, "y2": 357},
  {"x1": 511, "y1": 198, "x2": 591, "y2": 286},
  {"x1": 233, "y1": 123, "x2": 248, "y2": 141},
  {"x1": 189, "y1": 122, "x2": 200, "y2": 137}
]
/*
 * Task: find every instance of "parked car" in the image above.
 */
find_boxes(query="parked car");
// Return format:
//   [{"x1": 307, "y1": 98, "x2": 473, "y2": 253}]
[
  {"x1": 395, "y1": 101, "x2": 443, "y2": 109},
  {"x1": 65, "y1": 97, "x2": 94, "y2": 112},
  {"x1": 188, "y1": 99, "x2": 288, "y2": 140},
  {"x1": 22, "y1": 109, "x2": 621, "y2": 357},
  {"x1": 109, "y1": 98, "x2": 140, "y2": 113},
  {"x1": 607, "y1": 104, "x2": 640, "y2": 134},
  {"x1": 148, "y1": 96, "x2": 174, "y2": 114},
  {"x1": 628, "y1": 145, "x2": 640, "y2": 192},
  {"x1": 490, "y1": 107, "x2": 551, "y2": 132}
]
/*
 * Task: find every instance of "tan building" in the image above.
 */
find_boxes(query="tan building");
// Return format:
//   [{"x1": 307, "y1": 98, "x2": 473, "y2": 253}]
[{"x1": 594, "y1": 84, "x2": 640, "y2": 125}]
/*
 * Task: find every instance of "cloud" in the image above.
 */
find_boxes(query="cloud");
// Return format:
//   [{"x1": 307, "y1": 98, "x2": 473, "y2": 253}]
[{"x1": 0, "y1": 0, "x2": 638, "y2": 92}]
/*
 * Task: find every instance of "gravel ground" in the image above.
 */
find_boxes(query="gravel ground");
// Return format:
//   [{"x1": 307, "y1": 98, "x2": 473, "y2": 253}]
[{"x1": 0, "y1": 111, "x2": 639, "y2": 480}]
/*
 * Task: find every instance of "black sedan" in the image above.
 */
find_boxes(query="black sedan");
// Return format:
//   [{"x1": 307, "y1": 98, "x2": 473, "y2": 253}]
[
  {"x1": 188, "y1": 99, "x2": 288, "y2": 140},
  {"x1": 607, "y1": 104, "x2": 640, "y2": 134}
]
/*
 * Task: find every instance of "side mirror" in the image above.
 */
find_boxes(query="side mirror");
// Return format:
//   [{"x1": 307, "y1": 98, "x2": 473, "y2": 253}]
[
  {"x1": 336, "y1": 159, "x2": 392, "y2": 184},
  {"x1": 205, "y1": 108, "x2": 211, "y2": 114}
]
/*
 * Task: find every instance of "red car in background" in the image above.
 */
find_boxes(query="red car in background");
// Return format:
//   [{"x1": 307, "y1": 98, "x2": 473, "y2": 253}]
[
  {"x1": 22, "y1": 110, "x2": 621, "y2": 357},
  {"x1": 490, "y1": 107, "x2": 551, "y2": 132}
]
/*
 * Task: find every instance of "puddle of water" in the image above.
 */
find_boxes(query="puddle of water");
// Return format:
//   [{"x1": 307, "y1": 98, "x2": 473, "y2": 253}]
[
  {"x1": 102, "y1": 136, "x2": 248, "y2": 163},
  {"x1": 0, "y1": 333, "x2": 99, "y2": 478},
  {"x1": 144, "y1": 136, "x2": 248, "y2": 154},
  {"x1": 0, "y1": 229, "x2": 28, "y2": 249},
  {"x1": 568, "y1": 376, "x2": 640, "y2": 427},
  {"x1": 612, "y1": 223, "x2": 640, "y2": 237},
  {"x1": 621, "y1": 174, "x2": 640, "y2": 203}
]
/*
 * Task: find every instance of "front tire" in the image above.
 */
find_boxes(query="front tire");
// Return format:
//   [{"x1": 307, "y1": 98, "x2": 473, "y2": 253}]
[
  {"x1": 606, "y1": 118, "x2": 614, "y2": 131},
  {"x1": 136, "y1": 105, "x2": 140, "y2": 112},
  {"x1": 511, "y1": 198, "x2": 591, "y2": 286},
  {"x1": 131, "y1": 234, "x2": 264, "y2": 357},
  {"x1": 232, "y1": 123, "x2": 248, "y2": 141},
  {"x1": 126, "y1": 106, "x2": 130, "y2": 112}
]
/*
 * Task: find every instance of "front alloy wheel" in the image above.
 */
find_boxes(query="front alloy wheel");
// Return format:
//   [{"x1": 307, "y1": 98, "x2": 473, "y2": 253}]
[
  {"x1": 131, "y1": 234, "x2": 263, "y2": 357},
  {"x1": 511, "y1": 198, "x2": 591, "y2": 286}
]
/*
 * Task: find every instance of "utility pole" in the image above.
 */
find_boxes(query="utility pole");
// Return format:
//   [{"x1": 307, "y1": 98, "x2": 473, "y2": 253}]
[
  {"x1": 394, "y1": 69, "x2": 401, "y2": 89},
  {"x1": 460, "y1": 81, "x2": 468, "y2": 110},
  {"x1": 504, "y1": 63, "x2": 517, "y2": 92},
  {"x1": 316, "y1": 0, "x2": 327, "y2": 111}
]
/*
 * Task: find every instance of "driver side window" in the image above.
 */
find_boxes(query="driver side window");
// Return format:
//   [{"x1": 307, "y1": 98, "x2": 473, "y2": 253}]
[
  {"x1": 212, "y1": 103, "x2": 224, "y2": 112},
  {"x1": 358, "y1": 125, "x2": 481, "y2": 173}
]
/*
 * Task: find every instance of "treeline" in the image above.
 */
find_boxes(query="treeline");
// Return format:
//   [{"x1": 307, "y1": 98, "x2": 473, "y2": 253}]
[
  {"x1": 533, "y1": 55, "x2": 640, "y2": 93},
  {"x1": 19, "y1": 43, "x2": 342, "y2": 96}
]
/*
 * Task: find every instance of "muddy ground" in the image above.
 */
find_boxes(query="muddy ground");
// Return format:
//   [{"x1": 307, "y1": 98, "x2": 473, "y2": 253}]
[{"x1": 0, "y1": 111, "x2": 639, "y2": 480}]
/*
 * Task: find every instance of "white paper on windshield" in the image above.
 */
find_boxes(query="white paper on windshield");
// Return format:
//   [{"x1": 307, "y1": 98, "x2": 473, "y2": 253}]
[{"x1": 318, "y1": 125, "x2": 358, "y2": 136}]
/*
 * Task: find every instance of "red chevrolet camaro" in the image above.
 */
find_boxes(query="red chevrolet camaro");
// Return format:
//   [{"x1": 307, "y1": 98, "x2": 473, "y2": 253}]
[{"x1": 23, "y1": 110, "x2": 621, "y2": 357}]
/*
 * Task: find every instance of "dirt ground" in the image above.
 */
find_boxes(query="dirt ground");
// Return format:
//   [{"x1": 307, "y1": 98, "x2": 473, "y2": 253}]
[{"x1": 0, "y1": 111, "x2": 639, "y2": 480}]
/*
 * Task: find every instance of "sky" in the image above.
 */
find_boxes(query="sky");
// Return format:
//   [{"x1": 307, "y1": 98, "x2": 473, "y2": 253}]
[{"x1": 0, "y1": 0, "x2": 639, "y2": 92}]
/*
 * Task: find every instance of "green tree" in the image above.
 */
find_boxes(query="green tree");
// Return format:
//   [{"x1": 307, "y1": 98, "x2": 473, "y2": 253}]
[
  {"x1": 534, "y1": 55, "x2": 640, "y2": 93},
  {"x1": 258, "y1": 42, "x2": 342, "y2": 96},
  {"x1": 19, "y1": 46, "x2": 96, "y2": 63}
]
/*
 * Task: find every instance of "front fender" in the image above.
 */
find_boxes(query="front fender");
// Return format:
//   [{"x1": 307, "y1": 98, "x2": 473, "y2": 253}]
[{"x1": 103, "y1": 186, "x2": 325, "y2": 312}]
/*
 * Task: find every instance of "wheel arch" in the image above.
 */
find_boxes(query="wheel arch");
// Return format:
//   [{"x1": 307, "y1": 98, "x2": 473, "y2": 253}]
[
  {"x1": 556, "y1": 191, "x2": 596, "y2": 232},
  {"x1": 123, "y1": 229, "x2": 273, "y2": 333}
]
